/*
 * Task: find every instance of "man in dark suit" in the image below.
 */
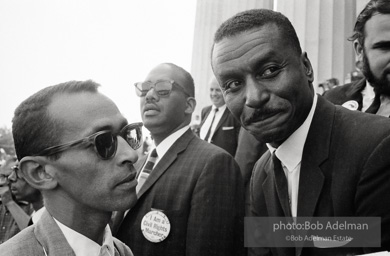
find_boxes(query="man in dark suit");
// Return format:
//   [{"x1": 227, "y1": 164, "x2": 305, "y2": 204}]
[
  {"x1": 116, "y1": 63, "x2": 245, "y2": 256},
  {"x1": 324, "y1": 0, "x2": 390, "y2": 117},
  {"x1": 211, "y1": 8, "x2": 390, "y2": 255},
  {"x1": 199, "y1": 76, "x2": 241, "y2": 156}
]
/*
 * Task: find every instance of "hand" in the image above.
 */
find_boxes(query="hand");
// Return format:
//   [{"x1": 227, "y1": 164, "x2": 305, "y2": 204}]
[{"x1": 0, "y1": 185, "x2": 14, "y2": 205}]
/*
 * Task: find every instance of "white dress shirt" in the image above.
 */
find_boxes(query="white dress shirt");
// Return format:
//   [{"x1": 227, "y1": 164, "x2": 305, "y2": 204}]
[
  {"x1": 54, "y1": 218, "x2": 115, "y2": 256},
  {"x1": 199, "y1": 105, "x2": 227, "y2": 142},
  {"x1": 267, "y1": 94, "x2": 318, "y2": 217},
  {"x1": 31, "y1": 206, "x2": 46, "y2": 224},
  {"x1": 154, "y1": 125, "x2": 190, "y2": 166}
]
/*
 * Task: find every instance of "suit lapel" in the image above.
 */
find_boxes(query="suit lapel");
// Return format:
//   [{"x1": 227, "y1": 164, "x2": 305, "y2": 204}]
[
  {"x1": 213, "y1": 107, "x2": 229, "y2": 136},
  {"x1": 137, "y1": 129, "x2": 194, "y2": 199},
  {"x1": 199, "y1": 106, "x2": 212, "y2": 128},
  {"x1": 297, "y1": 97, "x2": 333, "y2": 218},
  {"x1": 295, "y1": 97, "x2": 335, "y2": 256},
  {"x1": 35, "y1": 209, "x2": 76, "y2": 255}
]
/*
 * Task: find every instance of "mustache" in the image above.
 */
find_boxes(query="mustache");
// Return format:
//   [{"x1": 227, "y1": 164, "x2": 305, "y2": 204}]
[{"x1": 243, "y1": 108, "x2": 276, "y2": 126}]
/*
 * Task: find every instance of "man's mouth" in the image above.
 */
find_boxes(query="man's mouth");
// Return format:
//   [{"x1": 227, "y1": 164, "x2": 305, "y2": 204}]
[
  {"x1": 243, "y1": 109, "x2": 278, "y2": 126},
  {"x1": 144, "y1": 104, "x2": 160, "y2": 113}
]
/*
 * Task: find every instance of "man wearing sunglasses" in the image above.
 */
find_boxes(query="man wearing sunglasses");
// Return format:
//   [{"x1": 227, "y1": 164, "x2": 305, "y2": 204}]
[
  {"x1": 0, "y1": 156, "x2": 33, "y2": 243},
  {"x1": 116, "y1": 63, "x2": 245, "y2": 256},
  {"x1": 0, "y1": 80, "x2": 141, "y2": 255}
]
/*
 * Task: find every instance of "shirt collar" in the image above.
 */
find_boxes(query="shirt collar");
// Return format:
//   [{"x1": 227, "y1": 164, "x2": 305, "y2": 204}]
[
  {"x1": 213, "y1": 104, "x2": 226, "y2": 112},
  {"x1": 267, "y1": 94, "x2": 318, "y2": 172},
  {"x1": 54, "y1": 218, "x2": 115, "y2": 256},
  {"x1": 155, "y1": 125, "x2": 190, "y2": 163}
]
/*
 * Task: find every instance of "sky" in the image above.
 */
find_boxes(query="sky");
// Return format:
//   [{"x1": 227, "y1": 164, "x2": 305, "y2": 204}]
[{"x1": 0, "y1": 0, "x2": 197, "y2": 129}]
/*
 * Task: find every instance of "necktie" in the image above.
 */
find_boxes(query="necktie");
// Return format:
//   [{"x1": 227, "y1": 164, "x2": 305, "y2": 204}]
[
  {"x1": 272, "y1": 153, "x2": 291, "y2": 217},
  {"x1": 136, "y1": 149, "x2": 158, "y2": 193},
  {"x1": 365, "y1": 91, "x2": 381, "y2": 114},
  {"x1": 204, "y1": 108, "x2": 218, "y2": 142}
]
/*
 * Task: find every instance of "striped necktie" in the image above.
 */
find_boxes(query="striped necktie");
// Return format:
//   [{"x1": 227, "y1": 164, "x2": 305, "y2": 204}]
[
  {"x1": 204, "y1": 107, "x2": 219, "y2": 142},
  {"x1": 136, "y1": 149, "x2": 158, "y2": 193}
]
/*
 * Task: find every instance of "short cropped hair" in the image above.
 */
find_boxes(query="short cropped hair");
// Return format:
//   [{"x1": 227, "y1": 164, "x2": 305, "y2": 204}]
[
  {"x1": 350, "y1": 0, "x2": 390, "y2": 46},
  {"x1": 12, "y1": 80, "x2": 100, "y2": 160},
  {"x1": 164, "y1": 63, "x2": 195, "y2": 97},
  {"x1": 213, "y1": 9, "x2": 302, "y2": 55}
]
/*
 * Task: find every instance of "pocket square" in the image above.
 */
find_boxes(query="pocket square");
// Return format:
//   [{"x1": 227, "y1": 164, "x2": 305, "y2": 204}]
[{"x1": 222, "y1": 126, "x2": 234, "y2": 130}]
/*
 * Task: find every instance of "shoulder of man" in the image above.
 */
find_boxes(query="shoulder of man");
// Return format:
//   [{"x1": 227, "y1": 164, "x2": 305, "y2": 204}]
[
  {"x1": 0, "y1": 225, "x2": 41, "y2": 255},
  {"x1": 323, "y1": 79, "x2": 366, "y2": 105}
]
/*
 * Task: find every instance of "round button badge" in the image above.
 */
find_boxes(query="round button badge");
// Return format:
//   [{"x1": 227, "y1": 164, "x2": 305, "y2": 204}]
[
  {"x1": 341, "y1": 100, "x2": 359, "y2": 111},
  {"x1": 141, "y1": 210, "x2": 171, "y2": 243}
]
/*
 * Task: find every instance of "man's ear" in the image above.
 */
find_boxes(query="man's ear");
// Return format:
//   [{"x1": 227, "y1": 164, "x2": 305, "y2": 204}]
[
  {"x1": 18, "y1": 157, "x2": 58, "y2": 190},
  {"x1": 185, "y1": 97, "x2": 197, "y2": 115},
  {"x1": 353, "y1": 39, "x2": 364, "y2": 63},
  {"x1": 301, "y1": 52, "x2": 314, "y2": 83}
]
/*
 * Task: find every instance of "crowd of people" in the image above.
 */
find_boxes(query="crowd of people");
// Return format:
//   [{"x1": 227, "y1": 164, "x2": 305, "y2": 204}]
[{"x1": 1, "y1": 0, "x2": 390, "y2": 255}]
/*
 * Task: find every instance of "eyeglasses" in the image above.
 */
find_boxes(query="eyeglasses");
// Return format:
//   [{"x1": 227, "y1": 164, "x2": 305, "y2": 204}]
[
  {"x1": 134, "y1": 80, "x2": 190, "y2": 97},
  {"x1": 34, "y1": 122, "x2": 143, "y2": 160},
  {"x1": 0, "y1": 165, "x2": 21, "y2": 184}
]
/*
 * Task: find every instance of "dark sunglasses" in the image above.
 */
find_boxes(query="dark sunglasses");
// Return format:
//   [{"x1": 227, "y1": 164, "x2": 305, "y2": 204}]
[
  {"x1": 134, "y1": 80, "x2": 190, "y2": 97},
  {"x1": 35, "y1": 122, "x2": 143, "y2": 160}
]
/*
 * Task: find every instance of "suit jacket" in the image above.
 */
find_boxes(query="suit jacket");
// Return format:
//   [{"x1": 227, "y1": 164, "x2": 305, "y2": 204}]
[
  {"x1": 235, "y1": 127, "x2": 268, "y2": 215},
  {"x1": 250, "y1": 96, "x2": 390, "y2": 256},
  {"x1": 0, "y1": 209, "x2": 133, "y2": 256},
  {"x1": 200, "y1": 105, "x2": 241, "y2": 156},
  {"x1": 323, "y1": 78, "x2": 366, "y2": 110},
  {"x1": 116, "y1": 129, "x2": 245, "y2": 256}
]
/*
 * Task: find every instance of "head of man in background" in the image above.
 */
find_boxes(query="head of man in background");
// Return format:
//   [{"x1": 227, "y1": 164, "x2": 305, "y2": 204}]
[
  {"x1": 352, "y1": 0, "x2": 390, "y2": 95},
  {"x1": 7, "y1": 161, "x2": 42, "y2": 209},
  {"x1": 209, "y1": 76, "x2": 225, "y2": 108},
  {"x1": 0, "y1": 80, "x2": 141, "y2": 255},
  {"x1": 0, "y1": 155, "x2": 34, "y2": 243},
  {"x1": 139, "y1": 63, "x2": 196, "y2": 144}
]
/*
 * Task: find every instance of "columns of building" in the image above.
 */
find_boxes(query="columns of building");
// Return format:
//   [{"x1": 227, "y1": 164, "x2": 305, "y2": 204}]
[{"x1": 276, "y1": 0, "x2": 357, "y2": 92}]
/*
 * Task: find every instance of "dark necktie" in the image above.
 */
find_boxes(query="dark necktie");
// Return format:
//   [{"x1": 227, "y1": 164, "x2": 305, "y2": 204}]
[
  {"x1": 272, "y1": 153, "x2": 291, "y2": 217},
  {"x1": 365, "y1": 91, "x2": 381, "y2": 114},
  {"x1": 204, "y1": 108, "x2": 219, "y2": 141},
  {"x1": 136, "y1": 149, "x2": 158, "y2": 193}
]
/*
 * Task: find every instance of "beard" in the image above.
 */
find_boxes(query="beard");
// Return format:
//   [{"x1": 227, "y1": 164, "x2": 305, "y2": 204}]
[{"x1": 361, "y1": 52, "x2": 390, "y2": 95}]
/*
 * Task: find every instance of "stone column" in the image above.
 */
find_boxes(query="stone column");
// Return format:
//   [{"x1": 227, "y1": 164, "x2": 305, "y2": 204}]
[{"x1": 277, "y1": 0, "x2": 357, "y2": 91}]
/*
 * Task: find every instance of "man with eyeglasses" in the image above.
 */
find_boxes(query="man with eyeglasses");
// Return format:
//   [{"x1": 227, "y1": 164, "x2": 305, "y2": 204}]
[
  {"x1": 115, "y1": 63, "x2": 245, "y2": 256},
  {"x1": 0, "y1": 156, "x2": 33, "y2": 244},
  {"x1": 0, "y1": 80, "x2": 141, "y2": 255}
]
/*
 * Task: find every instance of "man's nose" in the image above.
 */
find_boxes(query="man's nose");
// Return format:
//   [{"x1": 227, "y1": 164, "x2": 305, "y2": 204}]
[
  {"x1": 145, "y1": 88, "x2": 159, "y2": 102},
  {"x1": 245, "y1": 78, "x2": 270, "y2": 108},
  {"x1": 117, "y1": 136, "x2": 139, "y2": 165},
  {"x1": 8, "y1": 171, "x2": 17, "y2": 182}
]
